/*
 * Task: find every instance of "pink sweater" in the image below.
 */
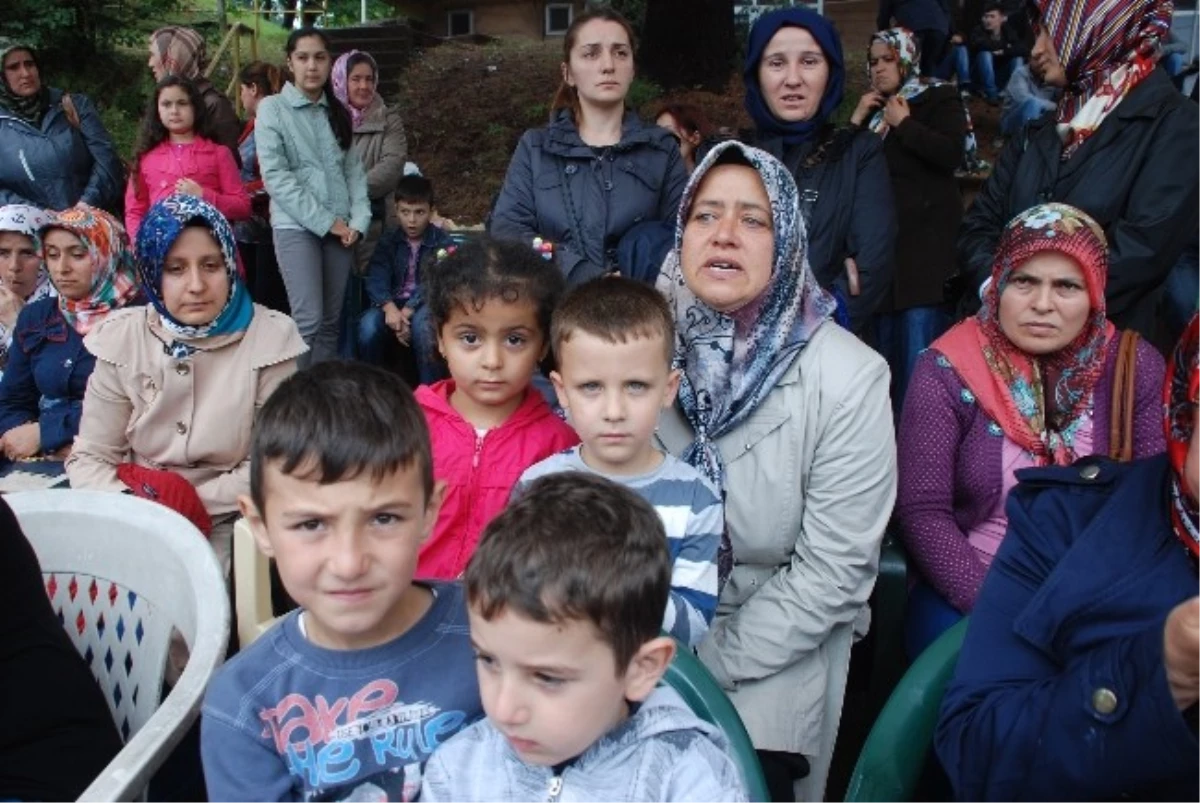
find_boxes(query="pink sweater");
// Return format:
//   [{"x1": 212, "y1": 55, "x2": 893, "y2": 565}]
[{"x1": 125, "y1": 136, "x2": 251, "y2": 240}]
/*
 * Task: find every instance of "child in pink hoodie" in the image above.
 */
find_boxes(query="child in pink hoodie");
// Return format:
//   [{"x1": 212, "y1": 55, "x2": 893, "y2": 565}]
[
  {"x1": 125, "y1": 76, "x2": 250, "y2": 240},
  {"x1": 415, "y1": 237, "x2": 578, "y2": 579}
]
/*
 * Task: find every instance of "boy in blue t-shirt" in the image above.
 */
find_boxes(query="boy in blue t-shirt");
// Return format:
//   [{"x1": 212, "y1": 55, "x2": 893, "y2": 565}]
[{"x1": 201, "y1": 363, "x2": 481, "y2": 802}]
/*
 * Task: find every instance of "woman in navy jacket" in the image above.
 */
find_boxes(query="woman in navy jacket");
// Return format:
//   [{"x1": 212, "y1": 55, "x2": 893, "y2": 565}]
[
  {"x1": 490, "y1": 6, "x2": 686, "y2": 286},
  {"x1": 935, "y1": 315, "x2": 1200, "y2": 801},
  {"x1": 0, "y1": 205, "x2": 139, "y2": 464}
]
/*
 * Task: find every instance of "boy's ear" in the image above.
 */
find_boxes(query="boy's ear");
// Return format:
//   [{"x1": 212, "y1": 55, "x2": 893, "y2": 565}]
[
  {"x1": 238, "y1": 494, "x2": 275, "y2": 558},
  {"x1": 420, "y1": 480, "x2": 448, "y2": 545},
  {"x1": 622, "y1": 635, "x2": 677, "y2": 703},
  {"x1": 549, "y1": 370, "x2": 570, "y2": 414},
  {"x1": 662, "y1": 367, "x2": 681, "y2": 408}
]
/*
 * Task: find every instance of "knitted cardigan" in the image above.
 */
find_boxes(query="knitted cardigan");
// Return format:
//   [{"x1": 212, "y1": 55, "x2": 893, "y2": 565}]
[{"x1": 896, "y1": 334, "x2": 1166, "y2": 612}]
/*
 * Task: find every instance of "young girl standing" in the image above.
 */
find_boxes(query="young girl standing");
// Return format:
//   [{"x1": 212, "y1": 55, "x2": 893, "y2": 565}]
[
  {"x1": 254, "y1": 27, "x2": 371, "y2": 366},
  {"x1": 125, "y1": 77, "x2": 250, "y2": 241},
  {"x1": 415, "y1": 237, "x2": 578, "y2": 579}
]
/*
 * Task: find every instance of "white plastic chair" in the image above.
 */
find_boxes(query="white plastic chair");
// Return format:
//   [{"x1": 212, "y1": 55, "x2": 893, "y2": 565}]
[
  {"x1": 9, "y1": 489, "x2": 230, "y2": 802},
  {"x1": 233, "y1": 517, "x2": 285, "y2": 647}
]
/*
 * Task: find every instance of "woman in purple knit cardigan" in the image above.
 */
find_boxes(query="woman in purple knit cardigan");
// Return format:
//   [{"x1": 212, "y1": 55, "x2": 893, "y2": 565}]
[{"x1": 897, "y1": 203, "x2": 1165, "y2": 656}]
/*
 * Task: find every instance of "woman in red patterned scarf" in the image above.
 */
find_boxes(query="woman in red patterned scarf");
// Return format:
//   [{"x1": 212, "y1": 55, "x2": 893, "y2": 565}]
[
  {"x1": 958, "y1": 0, "x2": 1197, "y2": 342},
  {"x1": 936, "y1": 314, "x2": 1199, "y2": 799}
]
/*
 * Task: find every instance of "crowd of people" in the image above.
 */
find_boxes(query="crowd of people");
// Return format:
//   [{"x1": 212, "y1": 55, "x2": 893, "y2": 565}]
[{"x1": 0, "y1": 0, "x2": 1197, "y2": 800}]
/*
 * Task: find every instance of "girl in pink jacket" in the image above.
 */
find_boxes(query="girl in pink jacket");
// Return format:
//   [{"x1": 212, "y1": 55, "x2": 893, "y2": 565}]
[
  {"x1": 124, "y1": 76, "x2": 250, "y2": 240},
  {"x1": 415, "y1": 237, "x2": 578, "y2": 579}
]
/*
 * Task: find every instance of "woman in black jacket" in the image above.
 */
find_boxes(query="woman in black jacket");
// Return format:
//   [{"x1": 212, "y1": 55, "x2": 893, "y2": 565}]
[
  {"x1": 957, "y1": 0, "x2": 1198, "y2": 345},
  {"x1": 851, "y1": 28, "x2": 965, "y2": 410},
  {"x1": 744, "y1": 7, "x2": 896, "y2": 336},
  {"x1": 490, "y1": 6, "x2": 686, "y2": 286}
]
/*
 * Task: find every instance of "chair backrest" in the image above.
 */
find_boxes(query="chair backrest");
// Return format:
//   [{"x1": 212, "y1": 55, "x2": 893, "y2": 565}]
[
  {"x1": 233, "y1": 516, "x2": 283, "y2": 647},
  {"x1": 843, "y1": 618, "x2": 970, "y2": 803},
  {"x1": 9, "y1": 489, "x2": 230, "y2": 802},
  {"x1": 663, "y1": 645, "x2": 771, "y2": 803}
]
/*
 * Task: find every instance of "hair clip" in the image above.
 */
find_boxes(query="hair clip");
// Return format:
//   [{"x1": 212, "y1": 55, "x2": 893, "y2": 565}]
[
  {"x1": 532, "y1": 237, "x2": 554, "y2": 261},
  {"x1": 436, "y1": 245, "x2": 457, "y2": 262}
]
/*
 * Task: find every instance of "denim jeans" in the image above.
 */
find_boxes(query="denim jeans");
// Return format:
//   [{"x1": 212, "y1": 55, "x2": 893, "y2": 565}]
[
  {"x1": 976, "y1": 52, "x2": 1024, "y2": 99},
  {"x1": 1162, "y1": 241, "x2": 1200, "y2": 343},
  {"x1": 935, "y1": 43, "x2": 973, "y2": 91},
  {"x1": 876, "y1": 305, "x2": 952, "y2": 416},
  {"x1": 357, "y1": 304, "x2": 445, "y2": 385},
  {"x1": 904, "y1": 581, "x2": 965, "y2": 660},
  {"x1": 1000, "y1": 96, "x2": 1050, "y2": 137}
]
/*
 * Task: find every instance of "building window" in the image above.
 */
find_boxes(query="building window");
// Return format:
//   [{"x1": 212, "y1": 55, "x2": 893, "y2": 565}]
[
  {"x1": 545, "y1": 3, "x2": 573, "y2": 36},
  {"x1": 448, "y1": 9, "x2": 474, "y2": 36}
]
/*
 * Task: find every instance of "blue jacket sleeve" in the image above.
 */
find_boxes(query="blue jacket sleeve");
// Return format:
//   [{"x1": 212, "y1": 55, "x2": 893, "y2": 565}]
[
  {"x1": 72, "y1": 93, "x2": 124, "y2": 213},
  {"x1": 0, "y1": 317, "x2": 42, "y2": 439},
  {"x1": 38, "y1": 399, "x2": 82, "y2": 454},
  {"x1": 364, "y1": 229, "x2": 401, "y2": 307},
  {"x1": 935, "y1": 488, "x2": 1199, "y2": 800},
  {"x1": 200, "y1": 712, "x2": 296, "y2": 802}
]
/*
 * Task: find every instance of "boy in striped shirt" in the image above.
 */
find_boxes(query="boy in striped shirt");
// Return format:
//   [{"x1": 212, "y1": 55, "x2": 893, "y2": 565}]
[{"x1": 515, "y1": 277, "x2": 721, "y2": 647}]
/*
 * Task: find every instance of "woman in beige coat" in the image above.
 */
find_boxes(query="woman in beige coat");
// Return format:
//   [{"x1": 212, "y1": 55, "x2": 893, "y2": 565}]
[
  {"x1": 656, "y1": 141, "x2": 897, "y2": 802},
  {"x1": 66, "y1": 195, "x2": 306, "y2": 569},
  {"x1": 332, "y1": 49, "x2": 408, "y2": 275}
]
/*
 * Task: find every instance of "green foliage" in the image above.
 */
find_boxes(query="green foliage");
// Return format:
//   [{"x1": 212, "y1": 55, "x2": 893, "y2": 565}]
[
  {"x1": 320, "y1": 0, "x2": 395, "y2": 26},
  {"x1": 626, "y1": 75, "x2": 663, "y2": 109},
  {"x1": 1, "y1": 0, "x2": 183, "y2": 64}
]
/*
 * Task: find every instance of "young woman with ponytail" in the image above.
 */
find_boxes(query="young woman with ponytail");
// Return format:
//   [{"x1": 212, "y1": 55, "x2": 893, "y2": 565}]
[
  {"x1": 254, "y1": 28, "x2": 370, "y2": 366},
  {"x1": 489, "y1": 6, "x2": 686, "y2": 286}
]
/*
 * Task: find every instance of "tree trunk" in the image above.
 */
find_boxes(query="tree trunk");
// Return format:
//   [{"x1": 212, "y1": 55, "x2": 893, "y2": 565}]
[{"x1": 639, "y1": 0, "x2": 737, "y2": 91}]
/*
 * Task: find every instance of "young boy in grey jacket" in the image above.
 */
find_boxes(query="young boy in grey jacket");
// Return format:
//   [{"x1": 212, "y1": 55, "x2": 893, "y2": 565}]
[{"x1": 419, "y1": 472, "x2": 749, "y2": 802}]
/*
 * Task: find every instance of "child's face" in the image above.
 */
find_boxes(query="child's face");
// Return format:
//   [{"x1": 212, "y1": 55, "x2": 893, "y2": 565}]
[
  {"x1": 983, "y1": 10, "x2": 1004, "y2": 32},
  {"x1": 158, "y1": 85, "x2": 195, "y2": 137},
  {"x1": 396, "y1": 200, "x2": 432, "y2": 241},
  {"x1": 240, "y1": 460, "x2": 444, "y2": 651},
  {"x1": 469, "y1": 606, "x2": 672, "y2": 767},
  {"x1": 551, "y1": 331, "x2": 679, "y2": 475},
  {"x1": 437, "y1": 297, "x2": 547, "y2": 428}
]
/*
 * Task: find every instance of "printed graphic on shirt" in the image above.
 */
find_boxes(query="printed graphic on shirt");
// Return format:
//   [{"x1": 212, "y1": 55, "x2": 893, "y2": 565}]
[{"x1": 258, "y1": 678, "x2": 468, "y2": 802}]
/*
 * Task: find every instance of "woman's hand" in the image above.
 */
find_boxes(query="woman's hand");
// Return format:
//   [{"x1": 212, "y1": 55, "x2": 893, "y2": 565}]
[
  {"x1": 175, "y1": 178, "x2": 204, "y2": 198},
  {"x1": 329, "y1": 219, "x2": 359, "y2": 247},
  {"x1": 2, "y1": 422, "x2": 40, "y2": 460},
  {"x1": 850, "y1": 91, "x2": 885, "y2": 127},
  {"x1": 1164, "y1": 596, "x2": 1200, "y2": 710},
  {"x1": 0, "y1": 286, "x2": 25, "y2": 331},
  {"x1": 883, "y1": 95, "x2": 911, "y2": 127},
  {"x1": 341, "y1": 228, "x2": 361, "y2": 248}
]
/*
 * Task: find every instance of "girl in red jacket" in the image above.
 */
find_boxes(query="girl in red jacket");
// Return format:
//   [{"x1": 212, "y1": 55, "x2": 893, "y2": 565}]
[
  {"x1": 124, "y1": 76, "x2": 250, "y2": 240},
  {"x1": 415, "y1": 237, "x2": 578, "y2": 579}
]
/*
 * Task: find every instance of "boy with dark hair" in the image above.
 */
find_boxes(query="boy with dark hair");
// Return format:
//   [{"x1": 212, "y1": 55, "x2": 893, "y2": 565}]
[
  {"x1": 200, "y1": 362, "x2": 482, "y2": 802},
  {"x1": 420, "y1": 472, "x2": 747, "y2": 802},
  {"x1": 358, "y1": 174, "x2": 454, "y2": 383},
  {"x1": 969, "y1": 1, "x2": 1029, "y2": 103},
  {"x1": 515, "y1": 277, "x2": 721, "y2": 648}
]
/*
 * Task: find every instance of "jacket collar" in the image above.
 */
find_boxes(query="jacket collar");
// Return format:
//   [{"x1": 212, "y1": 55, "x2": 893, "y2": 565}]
[
  {"x1": 353, "y1": 94, "x2": 388, "y2": 133},
  {"x1": 542, "y1": 108, "x2": 672, "y2": 156},
  {"x1": 282, "y1": 81, "x2": 328, "y2": 109},
  {"x1": 415, "y1": 379, "x2": 558, "y2": 432}
]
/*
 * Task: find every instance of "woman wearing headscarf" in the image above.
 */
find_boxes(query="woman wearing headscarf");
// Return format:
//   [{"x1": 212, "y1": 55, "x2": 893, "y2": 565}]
[
  {"x1": 0, "y1": 40, "x2": 123, "y2": 213},
  {"x1": 958, "y1": 0, "x2": 1198, "y2": 343},
  {"x1": 935, "y1": 314, "x2": 1199, "y2": 800},
  {"x1": 147, "y1": 26, "x2": 242, "y2": 162},
  {"x1": 0, "y1": 204, "x2": 55, "y2": 380},
  {"x1": 850, "y1": 28, "x2": 965, "y2": 411},
  {"x1": 0, "y1": 205, "x2": 140, "y2": 466},
  {"x1": 898, "y1": 203, "x2": 1166, "y2": 656},
  {"x1": 655, "y1": 141, "x2": 896, "y2": 801},
  {"x1": 66, "y1": 195, "x2": 306, "y2": 568},
  {"x1": 331, "y1": 49, "x2": 408, "y2": 276},
  {"x1": 743, "y1": 7, "x2": 895, "y2": 336}
]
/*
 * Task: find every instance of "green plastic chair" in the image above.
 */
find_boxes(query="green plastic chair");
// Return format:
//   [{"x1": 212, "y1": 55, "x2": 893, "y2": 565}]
[
  {"x1": 843, "y1": 618, "x2": 970, "y2": 802},
  {"x1": 663, "y1": 645, "x2": 771, "y2": 802}
]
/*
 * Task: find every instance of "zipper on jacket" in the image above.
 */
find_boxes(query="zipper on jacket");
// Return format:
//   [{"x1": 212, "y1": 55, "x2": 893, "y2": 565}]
[
  {"x1": 18, "y1": 150, "x2": 35, "y2": 183},
  {"x1": 471, "y1": 430, "x2": 485, "y2": 468},
  {"x1": 546, "y1": 775, "x2": 563, "y2": 802}
]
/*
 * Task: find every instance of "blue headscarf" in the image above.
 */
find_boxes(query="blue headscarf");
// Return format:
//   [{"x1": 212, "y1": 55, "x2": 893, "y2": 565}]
[
  {"x1": 743, "y1": 7, "x2": 846, "y2": 146},
  {"x1": 656, "y1": 141, "x2": 837, "y2": 582},
  {"x1": 134, "y1": 194, "x2": 253, "y2": 357}
]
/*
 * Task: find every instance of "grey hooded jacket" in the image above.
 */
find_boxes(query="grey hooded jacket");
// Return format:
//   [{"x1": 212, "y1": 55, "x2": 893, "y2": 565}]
[
  {"x1": 420, "y1": 685, "x2": 748, "y2": 802},
  {"x1": 490, "y1": 109, "x2": 687, "y2": 286}
]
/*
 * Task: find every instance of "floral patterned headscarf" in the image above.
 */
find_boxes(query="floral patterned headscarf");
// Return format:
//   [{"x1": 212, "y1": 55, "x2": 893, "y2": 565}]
[
  {"x1": 150, "y1": 26, "x2": 206, "y2": 80},
  {"x1": 134, "y1": 194, "x2": 252, "y2": 358},
  {"x1": 331, "y1": 50, "x2": 378, "y2": 131},
  {"x1": 1164, "y1": 314, "x2": 1198, "y2": 557},
  {"x1": 932, "y1": 203, "x2": 1114, "y2": 466},
  {"x1": 657, "y1": 140, "x2": 837, "y2": 581},
  {"x1": 40, "y1": 205, "x2": 140, "y2": 336},
  {"x1": 1034, "y1": 0, "x2": 1173, "y2": 159}
]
